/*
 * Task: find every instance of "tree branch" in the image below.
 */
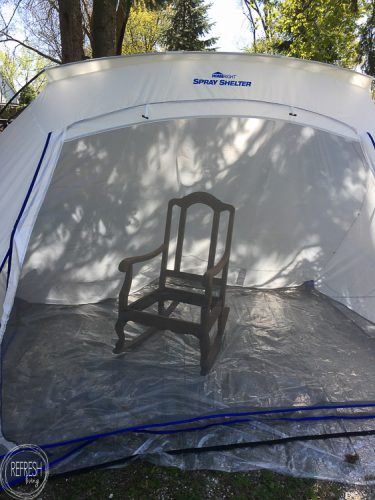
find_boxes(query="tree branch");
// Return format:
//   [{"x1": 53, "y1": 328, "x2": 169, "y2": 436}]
[
  {"x1": 3, "y1": 0, "x2": 24, "y2": 31},
  {"x1": 252, "y1": 0, "x2": 268, "y2": 37},
  {"x1": 243, "y1": 0, "x2": 268, "y2": 41},
  {"x1": 243, "y1": 2, "x2": 258, "y2": 49},
  {"x1": 0, "y1": 33, "x2": 61, "y2": 64}
]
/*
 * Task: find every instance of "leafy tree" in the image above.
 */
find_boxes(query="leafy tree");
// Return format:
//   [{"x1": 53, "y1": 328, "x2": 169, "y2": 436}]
[
  {"x1": 242, "y1": 0, "x2": 281, "y2": 53},
  {"x1": 122, "y1": 6, "x2": 170, "y2": 54},
  {"x1": 0, "y1": 47, "x2": 46, "y2": 110},
  {"x1": 357, "y1": 0, "x2": 375, "y2": 76},
  {"x1": 19, "y1": 85, "x2": 37, "y2": 105},
  {"x1": 245, "y1": 36, "x2": 279, "y2": 54},
  {"x1": 275, "y1": 0, "x2": 360, "y2": 67},
  {"x1": 0, "y1": 48, "x2": 46, "y2": 94},
  {"x1": 164, "y1": 0, "x2": 217, "y2": 51},
  {"x1": 0, "y1": 0, "x2": 169, "y2": 64},
  {"x1": 91, "y1": 0, "x2": 169, "y2": 58},
  {"x1": 244, "y1": 0, "x2": 361, "y2": 69},
  {"x1": 0, "y1": 50, "x2": 17, "y2": 93}
]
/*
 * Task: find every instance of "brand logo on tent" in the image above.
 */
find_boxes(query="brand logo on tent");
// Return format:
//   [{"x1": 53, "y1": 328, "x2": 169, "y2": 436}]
[
  {"x1": 211, "y1": 71, "x2": 236, "y2": 79},
  {"x1": 0, "y1": 444, "x2": 49, "y2": 499},
  {"x1": 193, "y1": 71, "x2": 252, "y2": 88}
]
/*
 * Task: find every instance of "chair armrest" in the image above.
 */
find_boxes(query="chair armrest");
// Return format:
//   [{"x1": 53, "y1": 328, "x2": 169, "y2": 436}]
[
  {"x1": 204, "y1": 252, "x2": 229, "y2": 283},
  {"x1": 202, "y1": 253, "x2": 230, "y2": 307},
  {"x1": 118, "y1": 243, "x2": 165, "y2": 272}
]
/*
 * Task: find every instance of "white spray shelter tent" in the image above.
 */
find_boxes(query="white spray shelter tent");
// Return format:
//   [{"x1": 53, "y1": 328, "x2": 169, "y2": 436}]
[{"x1": 1, "y1": 52, "x2": 375, "y2": 481}]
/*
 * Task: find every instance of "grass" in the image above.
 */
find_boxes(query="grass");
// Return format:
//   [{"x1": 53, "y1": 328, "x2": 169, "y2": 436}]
[{"x1": 2, "y1": 460, "x2": 372, "y2": 500}]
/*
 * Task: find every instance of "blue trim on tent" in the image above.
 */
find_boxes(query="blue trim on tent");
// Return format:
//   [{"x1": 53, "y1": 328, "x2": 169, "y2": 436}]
[
  {"x1": 29, "y1": 402, "x2": 375, "y2": 451},
  {"x1": 367, "y1": 132, "x2": 375, "y2": 150},
  {"x1": 2, "y1": 411, "x2": 375, "y2": 478},
  {"x1": 134, "y1": 414, "x2": 375, "y2": 435},
  {"x1": 1, "y1": 403, "x2": 375, "y2": 461},
  {"x1": 4, "y1": 132, "x2": 52, "y2": 289}
]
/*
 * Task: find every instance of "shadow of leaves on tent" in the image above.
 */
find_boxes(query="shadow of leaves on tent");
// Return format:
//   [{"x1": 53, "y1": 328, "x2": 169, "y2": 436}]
[{"x1": 18, "y1": 116, "x2": 368, "y2": 304}]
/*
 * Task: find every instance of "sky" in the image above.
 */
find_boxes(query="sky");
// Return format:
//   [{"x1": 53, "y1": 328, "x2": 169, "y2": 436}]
[{"x1": 207, "y1": 0, "x2": 252, "y2": 52}]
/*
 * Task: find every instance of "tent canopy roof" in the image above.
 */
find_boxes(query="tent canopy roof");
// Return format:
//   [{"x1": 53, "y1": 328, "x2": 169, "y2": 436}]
[
  {"x1": 25, "y1": 52, "x2": 372, "y2": 141},
  {"x1": 45, "y1": 52, "x2": 373, "y2": 90}
]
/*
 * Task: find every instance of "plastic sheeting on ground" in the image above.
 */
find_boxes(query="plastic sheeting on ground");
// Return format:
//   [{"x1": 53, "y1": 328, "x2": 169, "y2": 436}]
[{"x1": 2, "y1": 285, "x2": 375, "y2": 483}]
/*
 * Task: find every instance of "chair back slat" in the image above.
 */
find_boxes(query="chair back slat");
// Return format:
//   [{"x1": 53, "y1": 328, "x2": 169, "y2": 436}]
[
  {"x1": 159, "y1": 201, "x2": 174, "y2": 289},
  {"x1": 161, "y1": 192, "x2": 235, "y2": 282},
  {"x1": 220, "y1": 208, "x2": 235, "y2": 296},
  {"x1": 207, "y1": 211, "x2": 220, "y2": 269},
  {"x1": 174, "y1": 206, "x2": 187, "y2": 271}
]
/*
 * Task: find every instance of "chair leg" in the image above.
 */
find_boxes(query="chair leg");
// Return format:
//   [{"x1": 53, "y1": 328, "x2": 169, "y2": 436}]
[
  {"x1": 114, "y1": 314, "x2": 160, "y2": 354},
  {"x1": 114, "y1": 317, "x2": 126, "y2": 354},
  {"x1": 199, "y1": 330, "x2": 211, "y2": 375},
  {"x1": 218, "y1": 306, "x2": 229, "y2": 338},
  {"x1": 200, "y1": 307, "x2": 229, "y2": 376},
  {"x1": 114, "y1": 301, "x2": 180, "y2": 355}
]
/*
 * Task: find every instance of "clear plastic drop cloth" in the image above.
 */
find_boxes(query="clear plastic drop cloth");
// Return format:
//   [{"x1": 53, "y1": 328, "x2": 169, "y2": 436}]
[{"x1": 2, "y1": 285, "x2": 375, "y2": 483}]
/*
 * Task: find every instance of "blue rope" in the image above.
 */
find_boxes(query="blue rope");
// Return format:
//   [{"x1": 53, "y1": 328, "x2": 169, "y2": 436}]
[
  {"x1": 134, "y1": 414, "x2": 375, "y2": 435},
  {"x1": 2, "y1": 411, "x2": 375, "y2": 480},
  {"x1": 34, "y1": 402, "x2": 375, "y2": 450}
]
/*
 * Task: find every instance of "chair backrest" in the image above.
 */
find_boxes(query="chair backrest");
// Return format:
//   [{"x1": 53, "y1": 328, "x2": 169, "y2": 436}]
[{"x1": 159, "y1": 192, "x2": 235, "y2": 285}]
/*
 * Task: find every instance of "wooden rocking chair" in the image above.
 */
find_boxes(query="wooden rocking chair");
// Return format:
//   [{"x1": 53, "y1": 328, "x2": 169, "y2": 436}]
[{"x1": 114, "y1": 192, "x2": 235, "y2": 375}]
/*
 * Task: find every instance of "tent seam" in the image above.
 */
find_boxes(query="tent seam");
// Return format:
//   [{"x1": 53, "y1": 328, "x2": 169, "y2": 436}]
[{"x1": 63, "y1": 98, "x2": 358, "y2": 142}]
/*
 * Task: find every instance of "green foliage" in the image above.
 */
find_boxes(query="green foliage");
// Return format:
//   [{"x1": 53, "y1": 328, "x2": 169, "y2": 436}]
[
  {"x1": 19, "y1": 85, "x2": 37, "y2": 106},
  {"x1": 357, "y1": 0, "x2": 375, "y2": 76},
  {"x1": 243, "y1": 1, "x2": 282, "y2": 54},
  {"x1": 164, "y1": 0, "x2": 217, "y2": 51},
  {"x1": 0, "y1": 50, "x2": 18, "y2": 95},
  {"x1": 276, "y1": 0, "x2": 359, "y2": 66},
  {"x1": 245, "y1": 36, "x2": 281, "y2": 55},
  {"x1": 122, "y1": 5, "x2": 170, "y2": 54},
  {"x1": 245, "y1": 0, "x2": 365, "y2": 71},
  {"x1": 244, "y1": 3, "x2": 279, "y2": 39}
]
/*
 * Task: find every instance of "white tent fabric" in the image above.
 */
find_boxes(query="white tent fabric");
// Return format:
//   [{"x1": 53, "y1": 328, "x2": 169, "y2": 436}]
[
  {"x1": 0, "y1": 52, "x2": 374, "y2": 336},
  {"x1": 1, "y1": 53, "x2": 375, "y2": 479}
]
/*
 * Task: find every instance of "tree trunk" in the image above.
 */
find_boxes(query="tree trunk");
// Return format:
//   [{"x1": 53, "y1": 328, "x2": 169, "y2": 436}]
[
  {"x1": 58, "y1": 0, "x2": 85, "y2": 64},
  {"x1": 92, "y1": 0, "x2": 117, "y2": 58},
  {"x1": 116, "y1": 0, "x2": 132, "y2": 55}
]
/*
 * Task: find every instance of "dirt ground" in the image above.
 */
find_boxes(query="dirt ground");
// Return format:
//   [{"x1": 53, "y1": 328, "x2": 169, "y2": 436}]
[{"x1": 2, "y1": 460, "x2": 374, "y2": 500}]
